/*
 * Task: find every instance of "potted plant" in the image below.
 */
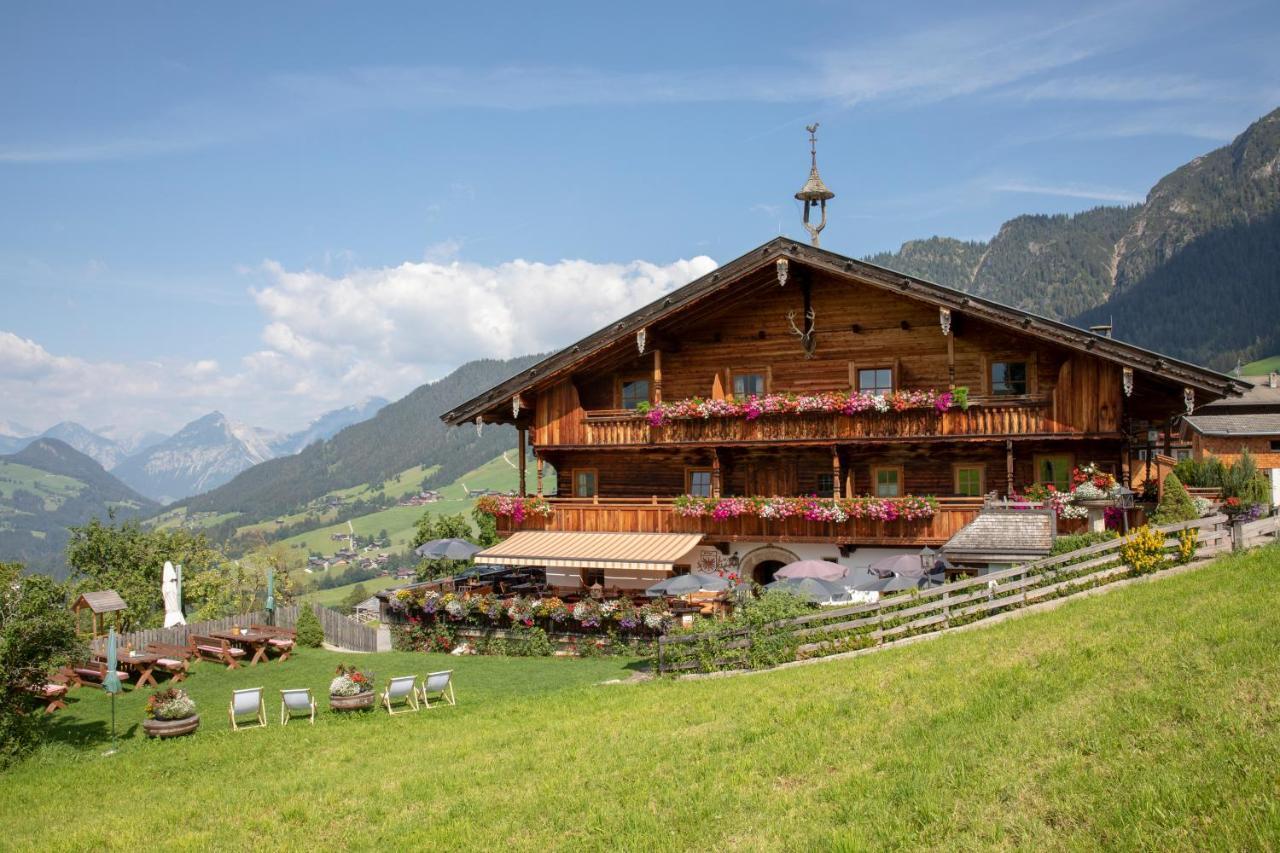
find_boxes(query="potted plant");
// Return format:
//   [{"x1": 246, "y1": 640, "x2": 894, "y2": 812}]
[
  {"x1": 142, "y1": 688, "x2": 200, "y2": 738},
  {"x1": 329, "y1": 663, "x2": 375, "y2": 710}
]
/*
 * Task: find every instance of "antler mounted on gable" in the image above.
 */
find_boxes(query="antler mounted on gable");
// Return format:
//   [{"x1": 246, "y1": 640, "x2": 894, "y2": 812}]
[{"x1": 786, "y1": 307, "x2": 818, "y2": 359}]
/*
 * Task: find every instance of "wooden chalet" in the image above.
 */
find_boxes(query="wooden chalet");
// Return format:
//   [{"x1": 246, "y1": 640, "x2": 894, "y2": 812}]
[{"x1": 444, "y1": 133, "x2": 1243, "y2": 587}]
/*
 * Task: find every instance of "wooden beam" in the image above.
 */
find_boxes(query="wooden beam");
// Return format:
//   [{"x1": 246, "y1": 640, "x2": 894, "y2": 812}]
[
  {"x1": 536, "y1": 457, "x2": 544, "y2": 497},
  {"x1": 711, "y1": 451, "x2": 722, "y2": 498},
  {"x1": 1005, "y1": 439, "x2": 1015, "y2": 496},
  {"x1": 518, "y1": 428, "x2": 528, "y2": 497},
  {"x1": 832, "y1": 446, "x2": 843, "y2": 499},
  {"x1": 653, "y1": 349, "x2": 663, "y2": 404}
]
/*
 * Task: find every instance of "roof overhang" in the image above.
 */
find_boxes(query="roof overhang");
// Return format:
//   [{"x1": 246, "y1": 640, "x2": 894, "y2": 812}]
[
  {"x1": 474, "y1": 531, "x2": 704, "y2": 572},
  {"x1": 442, "y1": 238, "x2": 1248, "y2": 426}
]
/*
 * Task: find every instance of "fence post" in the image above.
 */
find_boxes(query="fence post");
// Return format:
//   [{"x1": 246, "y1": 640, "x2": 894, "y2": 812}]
[
  {"x1": 657, "y1": 638, "x2": 665, "y2": 674},
  {"x1": 1232, "y1": 520, "x2": 1245, "y2": 552},
  {"x1": 942, "y1": 592, "x2": 950, "y2": 629}
]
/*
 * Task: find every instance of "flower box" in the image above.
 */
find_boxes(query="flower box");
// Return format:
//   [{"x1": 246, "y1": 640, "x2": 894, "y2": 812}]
[
  {"x1": 142, "y1": 714, "x2": 200, "y2": 738},
  {"x1": 329, "y1": 691, "x2": 375, "y2": 711}
]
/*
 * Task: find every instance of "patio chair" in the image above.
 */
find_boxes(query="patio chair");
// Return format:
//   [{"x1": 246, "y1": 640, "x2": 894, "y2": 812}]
[
  {"x1": 279, "y1": 688, "x2": 316, "y2": 725},
  {"x1": 228, "y1": 687, "x2": 267, "y2": 730},
  {"x1": 381, "y1": 675, "x2": 420, "y2": 715},
  {"x1": 418, "y1": 670, "x2": 456, "y2": 708}
]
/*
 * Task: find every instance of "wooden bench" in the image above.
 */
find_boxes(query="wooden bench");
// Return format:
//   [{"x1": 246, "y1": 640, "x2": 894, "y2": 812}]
[
  {"x1": 189, "y1": 635, "x2": 247, "y2": 669},
  {"x1": 250, "y1": 625, "x2": 297, "y2": 661},
  {"x1": 22, "y1": 668, "x2": 72, "y2": 712},
  {"x1": 145, "y1": 642, "x2": 194, "y2": 682},
  {"x1": 69, "y1": 661, "x2": 130, "y2": 689}
]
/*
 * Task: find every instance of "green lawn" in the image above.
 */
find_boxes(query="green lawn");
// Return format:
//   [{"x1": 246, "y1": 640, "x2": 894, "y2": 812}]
[
  {"x1": 304, "y1": 574, "x2": 403, "y2": 607},
  {"x1": 1242, "y1": 354, "x2": 1280, "y2": 374},
  {"x1": 0, "y1": 460, "x2": 84, "y2": 508},
  {"x1": 7, "y1": 546, "x2": 1280, "y2": 849}
]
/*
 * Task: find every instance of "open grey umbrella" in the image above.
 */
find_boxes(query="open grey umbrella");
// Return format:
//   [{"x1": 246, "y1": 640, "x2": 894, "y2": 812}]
[
  {"x1": 774, "y1": 560, "x2": 847, "y2": 581},
  {"x1": 851, "y1": 572, "x2": 920, "y2": 594},
  {"x1": 645, "y1": 573, "x2": 732, "y2": 597},
  {"x1": 414, "y1": 538, "x2": 482, "y2": 560},
  {"x1": 765, "y1": 576, "x2": 848, "y2": 602},
  {"x1": 868, "y1": 553, "x2": 928, "y2": 579}
]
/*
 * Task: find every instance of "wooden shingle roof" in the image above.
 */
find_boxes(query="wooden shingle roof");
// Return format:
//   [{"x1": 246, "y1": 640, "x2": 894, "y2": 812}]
[
  {"x1": 942, "y1": 508, "x2": 1056, "y2": 563},
  {"x1": 72, "y1": 590, "x2": 127, "y2": 614}
]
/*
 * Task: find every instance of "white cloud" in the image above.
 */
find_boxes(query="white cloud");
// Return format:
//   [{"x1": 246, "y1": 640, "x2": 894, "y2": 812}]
[
  {"x1": 0, "y1": 253, "x2": 716, "y2": 434},
  {"x1": 992, "y1": 181, "x2": 1146, "y2": 204}
]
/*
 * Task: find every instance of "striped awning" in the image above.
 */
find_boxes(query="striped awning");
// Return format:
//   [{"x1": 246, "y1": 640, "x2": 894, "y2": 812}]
[{"x1": 475, "y1": 531, "x2": 704, "y2": 572}]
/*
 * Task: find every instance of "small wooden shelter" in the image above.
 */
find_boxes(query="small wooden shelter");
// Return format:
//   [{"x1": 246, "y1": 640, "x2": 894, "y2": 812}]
[{"x1": 71, "y1": 590, "x2": 127, "y2": 638}]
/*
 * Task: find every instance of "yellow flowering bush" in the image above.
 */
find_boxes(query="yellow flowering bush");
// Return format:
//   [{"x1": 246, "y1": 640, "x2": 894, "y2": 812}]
[
  {"x1": 1120, "y1": 525, "x2": 1167, "y2": 576},
  {"x1": 1176, "y1": 527, "x2": 1199, "y2": 565}
]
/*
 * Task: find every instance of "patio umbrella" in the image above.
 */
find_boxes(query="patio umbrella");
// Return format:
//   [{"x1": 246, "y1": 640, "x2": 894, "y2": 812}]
[
  {"x1": 453, "y1": 564, "x2": 507, "y2": 580},
  {"x1": 103, "y1": 628, "x2": 121, "y2": 755},
  {"x1": 774, "y1": 560, "x2": 847, "y2": 581},
  {"x1": 645, "y1": 573, "x2": 732, "y2": 597},
  {"x1": 868, "y1": 553, "x2": 928, "y2": 579},
  {"x1": 162, "y1": 561, "x2": 186, "y2": 628},
  {"x1": 765, "y1": 577, "x2": 848, "y2": 603},
  {"x1": 265, "y1": 568, "x2": 276, "y2": 625},
  {"x1": 851, "y1": 573, "x2": 921, "y2": 594},
  {"x1": 414, "y1": 538, "x2": 482, "y2": 560}
]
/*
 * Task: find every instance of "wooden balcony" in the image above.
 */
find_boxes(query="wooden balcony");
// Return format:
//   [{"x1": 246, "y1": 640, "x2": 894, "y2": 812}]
[
  {"x1": 496, "y1": 497, "x2": 984, "y2": 546},
  {"x1": 565, "y1": 398, "x2": 1065, "y2": 449}
]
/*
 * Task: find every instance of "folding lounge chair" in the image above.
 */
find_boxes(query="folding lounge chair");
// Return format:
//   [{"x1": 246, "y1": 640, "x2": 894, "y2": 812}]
[
  {"x1": 418, "y1": 670, "x2": 456, "y2": 708},
  {"x1": 381, "y1": 676, "x2": 420, "y2": 715},
  {"x1": 229, "y1": 687, "x2": 267, "y2": 730},
  {"x1": 280, "y1": 688, "x2": 316, "y2": 725}
]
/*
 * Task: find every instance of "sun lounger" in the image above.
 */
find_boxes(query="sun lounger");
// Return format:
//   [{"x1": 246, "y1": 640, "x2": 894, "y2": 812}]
[
  {"x1": 382, "y1": 676, "x2": 420, "y2": 715},
  {"x1": 418, "y1": 670, "x2": 456, "y2": 708},
  {"x1": 280, "y1": 688, "x2": 315, "y2": 725},
  {"x1": 229, "y1": 687, "x2": 267, "y2": 730}
]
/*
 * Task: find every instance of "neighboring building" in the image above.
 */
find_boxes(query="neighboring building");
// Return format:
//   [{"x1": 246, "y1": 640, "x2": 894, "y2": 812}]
[{"x1": 1183, "y1": 373, "x2": 1280, "y2": 503}]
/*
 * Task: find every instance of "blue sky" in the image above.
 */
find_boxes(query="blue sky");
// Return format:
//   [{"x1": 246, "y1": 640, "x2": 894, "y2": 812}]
[{"x1": 1, "y1": 0, "x2": 1277, "y2": 436}]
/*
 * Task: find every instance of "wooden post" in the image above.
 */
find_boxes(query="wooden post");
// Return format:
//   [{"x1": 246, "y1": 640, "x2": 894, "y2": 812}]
[
  {"x1": 711, "y1": 452, "x2": 722, "y2": 499},
  {"x1": 653, "y1": 349, "x2": 663, "y2": 404},
  {"x1": 946, "y1": 334, "x2": 956, "y2": 389},
  {"x1": 832, "y1": 446, "x2": 843, "y2": 499},
  {"x1": 517, "y1": 428, "x2": 527, "y2": 497},
  {"x1": 535, "y1": 457, "x2": 544, "y2": 497},
  {"x1": 1005, "y1": 439, "x2": 1015, "y2": 496}
]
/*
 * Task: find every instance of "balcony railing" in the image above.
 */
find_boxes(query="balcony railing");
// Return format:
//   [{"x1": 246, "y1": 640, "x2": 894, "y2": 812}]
[
  {"x1": 496, "y1": 497, "x2": 984, "y2": 546},
  {"x1": 570, "y1": 398, "x2": 1059, "y2": 448}
]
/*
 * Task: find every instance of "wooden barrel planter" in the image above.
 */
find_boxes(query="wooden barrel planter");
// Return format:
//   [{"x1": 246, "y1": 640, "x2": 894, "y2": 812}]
[
  {"x1": 143, "y1": 714, "x2": 200, "y2": 738},
  {"x1": 329, "y1": 692, "x2": 376, "y2": 711}
]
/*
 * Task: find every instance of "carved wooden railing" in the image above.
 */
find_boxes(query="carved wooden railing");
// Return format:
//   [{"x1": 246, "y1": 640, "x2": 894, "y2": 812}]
[
  {"x1": 574, "y1": 399, "x2": 1060, "y2": 447},
  {"x1": 495, "y1": 496, "x2": 984, "y2": 546}
]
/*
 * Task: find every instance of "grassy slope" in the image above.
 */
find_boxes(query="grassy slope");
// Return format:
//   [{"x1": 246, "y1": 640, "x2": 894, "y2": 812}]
[
  {"x1": 6, "y1": 546, "x2": 1280, "y2": 849},
  {"x1": 303, "y1": 574, "x2": 402, "y2": 607},
  {"x1": 1243, "y1": 354, "x2": 1280, "y2": 373},
  {"x1": 0, "y1": 460, "x2": 84, "y2": 505}
]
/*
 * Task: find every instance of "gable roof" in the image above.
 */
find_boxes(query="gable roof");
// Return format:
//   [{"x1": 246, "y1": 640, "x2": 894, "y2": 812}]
[
  {"x1": 72, "y1": 590, "x2": 127, "y2": 614},
  {"x1": 442, "y1": 237, "x2": 1247, "y2": 426},
  {"x1": 942, "y1": 508, "x2": 1056, "y2": 562},
  {"x1": 1184, "y1": 412, "x2": 1280, "y2": 437}
]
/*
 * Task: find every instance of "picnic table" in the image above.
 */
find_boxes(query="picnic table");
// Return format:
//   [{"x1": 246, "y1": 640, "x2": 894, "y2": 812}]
[
  {"x1": 93, "y1": 650, "x2": 162, "y2": 688},
  {"x1": 210, "y1": 628, "x2": 276, "y2": 666}
]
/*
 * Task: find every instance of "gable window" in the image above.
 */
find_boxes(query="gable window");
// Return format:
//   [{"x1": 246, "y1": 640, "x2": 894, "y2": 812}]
[
  {"x1": 954, "y1": 464, "x2": 985, "y2": 497},
  {"x1": 858, "y1": 367, "x2": 894, "y2": 396},
  {"x1": 732, "y1": 372, "x2": 767, "y2": 398},
  {"x1": 871, "y1": 465, "x2": 903, "y2": 497},
  {"x1": 1271, "y1": 440, "x2": 1280, "y2": 452},
  {"x1": 991, "y1": 361, "x2": 1028, "y2": 396},
  {"x1": 573, "y1": 469, "x2": 598, "y2": 498},
  {"x1": 620, "y1": 378, "x2": 650, "y2": 410},
  {"x1": 1034, "y1": 454, "x2": 1073, "y2": 492},
  {"x1": 686, "y1": 469, "x2": 713, "y2": 497},
  {"x1": 816, "y1": 473, "x2": 835, "y2": 498}
]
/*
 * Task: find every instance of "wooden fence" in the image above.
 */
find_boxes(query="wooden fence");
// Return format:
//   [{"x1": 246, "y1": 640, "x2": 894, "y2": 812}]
[
  {"x1": 98, "y1": 602, "x2": 378, "y2": 654},
  {"x1": 1233, "y1": 513, "x2": 1280, "y2": 550},
  {"x1": 657, "y1": 514, "x2": 1236, "y2": 674}
]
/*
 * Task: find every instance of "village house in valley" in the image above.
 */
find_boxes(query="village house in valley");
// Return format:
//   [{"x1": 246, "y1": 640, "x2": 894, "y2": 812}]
[
  {"x1": 1183, "y1": 371, "x2": 1280, "y2": 500},
  {"x1": 444, "y1": 138, "x2": 1244, "y2": 588}
]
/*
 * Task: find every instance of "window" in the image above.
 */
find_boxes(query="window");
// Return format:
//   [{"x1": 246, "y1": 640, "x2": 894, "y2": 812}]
[
  {"x1": 620, "y1": 378, "x2": 650, "y2": 410},
  {"x1": 858, "y1": 367, "x2": 894, "y2": 395},
  {"x1": 687, "y1": 469, "x2": 713, "y2": 497},
  {"x1": 816, "y1": 473, "x2": 835, "y2": 498},
  {"x1": 954, "y1": 464, "x2": 985, "y2": 497},
  {"x1": 573, "y1": 469, "x2": 598, "y2": 498},
  {"x1": 872, "y1": 465, "x2": 902, "y2": 497},
  {"x1": 581, "y1": 567, "x2": 605, "y2": 588},
  {"x1": 1034, "y1": 454, "x2": 1073, "y2": 491},
  {"x1": 732, "y1": 372, "x2": 766, "y2": 398},
  {"x1": 991, "y1": 361, "x2": 1028, "y2": 396},
  {"x1": 1271, "y1": 440, "x2": 1280, "y2": 452}
]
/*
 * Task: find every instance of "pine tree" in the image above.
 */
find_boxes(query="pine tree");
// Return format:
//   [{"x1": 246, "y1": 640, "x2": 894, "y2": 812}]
[
  {"x1": 1153, "y1": 472, "x2": 1197, "y2": 525},
  {"x1": 295, "y1": 605, "x2": 324, "y2": 648}
]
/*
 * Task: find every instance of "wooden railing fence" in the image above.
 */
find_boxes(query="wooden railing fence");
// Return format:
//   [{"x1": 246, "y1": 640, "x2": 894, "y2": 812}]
[
  {"x1": 98, "y1": 602, "x2": 378, "y2": 654},
  {"x1": 657, "y1": 514, "x2": 1237, "y2": 674}
]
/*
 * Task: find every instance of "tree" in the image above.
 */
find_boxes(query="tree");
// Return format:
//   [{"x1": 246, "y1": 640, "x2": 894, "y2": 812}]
[
  {"x1": 471, "y1": 506, "x2": 499, "y2": 548},
  {"x1": 342, "y1": 583, "x2": 369, "y2": 614},
  {"x1": 0, "y1": 562, "x2": 81, "y2": 766},
  {"x1": 411, "y1": 512, "x2": 474, "y2": 549},
  {"x1": 1152, "y1": 472, "x2": 1198, "y2": 525},
  {"x1": 295, "y1": 605, "x2": 324, "y2": 648}
]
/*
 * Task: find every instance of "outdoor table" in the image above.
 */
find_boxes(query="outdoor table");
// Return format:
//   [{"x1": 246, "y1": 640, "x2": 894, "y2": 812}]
[
  {"x1": 210, "y1": 629, "x2": 276, "y2": 666},
  {"x1": 96, "y1": 650, "x2": 162, "y2": 688}
]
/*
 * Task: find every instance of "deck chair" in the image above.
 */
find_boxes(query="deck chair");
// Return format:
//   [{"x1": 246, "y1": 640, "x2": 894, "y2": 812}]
[
  {"x1": 381, "y1": 676, "x2": 420, "y2": 715},
  {"x1": 418, "y1": 670, "x2": 456, "y2": 708},
  {"x1": 280, "y1": 688, "x2": 316, "y2": 725},
  {"x1": 228, "y1": 687, "x2": 267, "y2": 730}
]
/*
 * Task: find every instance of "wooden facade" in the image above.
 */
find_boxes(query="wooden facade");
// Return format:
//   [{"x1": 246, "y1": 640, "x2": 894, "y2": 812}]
[{"x1": 445, "y1": 239, "x2": 1243, "y2": 557}]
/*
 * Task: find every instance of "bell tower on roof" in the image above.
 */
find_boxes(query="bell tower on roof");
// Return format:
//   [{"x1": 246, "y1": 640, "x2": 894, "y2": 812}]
[{"x1": 795, "y1": 123, "x2": 835, "y2": 247}]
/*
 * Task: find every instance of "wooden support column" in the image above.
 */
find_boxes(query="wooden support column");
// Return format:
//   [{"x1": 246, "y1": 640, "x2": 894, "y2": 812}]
[
  {"x1": 832, "y1": 446, "x2": 843, "y2": 498},
  {"x1": 711, "y1": 451, "x2": 722, "y2": 498},
  {"x1": 535, "y1": 457, "x2": 544, "y2": 497},
  {"x1": 946, "y1": 334, "x2": 956, "y2": 389},
  {"x1": 653, "y1": 349, "x2": 663, "y2": 404},
  {"x1": 517, "y1": 427, "x2": 527, "y2": 497},
  {"x1": 1005, "y1": 439, "x2": 1015, "y2": 497}
]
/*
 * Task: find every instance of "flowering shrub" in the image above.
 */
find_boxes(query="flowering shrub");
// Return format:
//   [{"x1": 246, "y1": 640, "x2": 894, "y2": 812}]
[
  {"x1": 1072, "y1": 463, "x2": 1119, "y2": 494},
  {"x1": 1222, "y1": 496, "x2": 1265, "y2": 523},
  {"x1": 572, "y1": 599, "x2": 602, "y2": 628},
  {"x1": 672, "y1": 494, "x2": 937, "y2": 522},
  {"x1": 1176, "y1": 527, "x2": 1199, "y2": 565},
  {"x1": 474, "y1": 495, "x2": 553, "y2": 521},
  {"x1": 145, "y1": 688, "x2": 196, "y2": 720},
  {"x1": 1120, "y1": 525, "x2": 1167, "y2": 576},
  {"x1": 329, "y1": 663, "x2": 374, "y2": 696},
  {"x1": 643, "y1": 387, "x2": 969, "y2": 426},
  {"x1": 506, "y1": 596, "x2": 535, "y2": 627}
]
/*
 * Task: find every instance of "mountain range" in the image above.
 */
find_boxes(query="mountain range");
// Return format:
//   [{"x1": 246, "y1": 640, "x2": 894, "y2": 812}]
[{"x1": 865, "y1": 106, "x2": 1280, "y2": 370}]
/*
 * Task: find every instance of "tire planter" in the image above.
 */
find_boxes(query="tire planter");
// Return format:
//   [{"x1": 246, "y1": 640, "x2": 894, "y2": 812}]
[
  {"x1": 330, "y1": 691, "x2": 376, "y2": 711},
  {"x1": 143, "y1": 714, "x2": 200, "y2": 738}
]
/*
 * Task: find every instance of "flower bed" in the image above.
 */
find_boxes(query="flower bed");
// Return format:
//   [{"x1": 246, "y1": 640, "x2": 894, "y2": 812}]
[
  {"x1": 475, "y1": 495, "x2": 553, "y2": 521},
  {"x1": 672, "y1": 494, "x2": 938, "y2": 522},
  {"x1": 639, "y1": 387, "x2": 968, "y2": 426},
  {"x1": 389, "y1": 587, "x2": 673, "y2": 639},
  {"x1": 1016, "y1": 463, "x2": 1122, "y2": 521}
]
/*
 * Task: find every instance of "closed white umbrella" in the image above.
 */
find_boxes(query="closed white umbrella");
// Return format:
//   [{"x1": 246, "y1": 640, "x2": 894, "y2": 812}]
[{"x1": 162, "y1": 561, "x2": 186, "y2": 627}]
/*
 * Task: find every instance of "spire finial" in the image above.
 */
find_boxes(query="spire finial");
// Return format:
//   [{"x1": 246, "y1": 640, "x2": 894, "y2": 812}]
[{"x1": 795, "y1": 123, "x2": 834, "y2": 247}]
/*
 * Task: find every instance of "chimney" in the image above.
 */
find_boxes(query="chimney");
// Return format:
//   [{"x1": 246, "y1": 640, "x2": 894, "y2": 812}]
[{"x1": 1089, "y1": 323, "x2": 1113, "y2": 339}]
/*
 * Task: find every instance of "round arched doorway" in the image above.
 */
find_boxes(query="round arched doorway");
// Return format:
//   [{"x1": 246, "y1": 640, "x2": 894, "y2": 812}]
[{"x1": 737, "y1": 546, "x2": 800, "y2": 586}]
